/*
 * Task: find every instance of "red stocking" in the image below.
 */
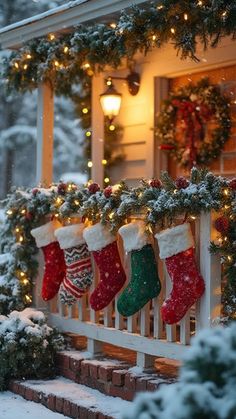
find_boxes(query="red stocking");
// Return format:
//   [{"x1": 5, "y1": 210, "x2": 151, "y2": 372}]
[
  {"x1": 155, "y1": 223, "x2": 205, "y2": 324},
  {"x1": 31, "y1": 221, "x2": 66, "y2": 301},
  {"x1": 83, "y1": 223, "x2": 126, "y2": 311}
]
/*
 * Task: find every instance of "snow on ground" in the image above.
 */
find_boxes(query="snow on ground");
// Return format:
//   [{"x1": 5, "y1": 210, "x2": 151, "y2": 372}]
[
  {"x1": 0, "y1": 392, "x2": 69, "y2": 419},
  {"x1": 21, "y1": 376, "x2": 131, "y2": 418}
]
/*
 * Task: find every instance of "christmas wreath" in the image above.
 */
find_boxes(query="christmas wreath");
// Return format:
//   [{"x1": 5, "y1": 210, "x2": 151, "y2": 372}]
[{"x1": 157, "y1": 78, "x2": 231, "y2": 169}]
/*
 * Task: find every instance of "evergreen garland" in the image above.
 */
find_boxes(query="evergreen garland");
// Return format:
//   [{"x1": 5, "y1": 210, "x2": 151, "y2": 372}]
[
  {"x1": 1, "y1": 168, "x2": 236, "y2": 317},
  {"x1": 2, "y1": 1, "x2": 236, "y2": 95}
]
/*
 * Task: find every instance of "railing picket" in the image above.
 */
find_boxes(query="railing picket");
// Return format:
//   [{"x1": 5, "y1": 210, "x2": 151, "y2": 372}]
[
  {"x1": 89, "y1": 257, "x2": 99, "y2": 323},
  {"x1": 140, "y1": 302, "x2": 150, "y2": 337},
  {"x1": 104, "y1": 303, "x2": 113, "y2": 327},
  {"x1": 78, "y1": 295, "x2": 87, "y2": 321}
]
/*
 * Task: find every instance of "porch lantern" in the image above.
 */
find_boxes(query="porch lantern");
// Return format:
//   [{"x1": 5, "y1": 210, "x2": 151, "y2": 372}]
[
  {"x1": 100, "y1": 82, "x2": 122, "y2": 123},
  {"x1": 100, "y1": 71, "x2": 140, "y2": 122}
]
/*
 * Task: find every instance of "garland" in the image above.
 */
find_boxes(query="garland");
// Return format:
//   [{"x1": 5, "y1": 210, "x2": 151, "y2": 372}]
[
  {"x1": 2, "y1": 1, "x2": 236, "y2": 95},
  {"x1": 157, "y1": 78, "x2": 231, "y2": 168},
  {"x1": 1, "y1": 168, "x2": 236, "y2": 317}
]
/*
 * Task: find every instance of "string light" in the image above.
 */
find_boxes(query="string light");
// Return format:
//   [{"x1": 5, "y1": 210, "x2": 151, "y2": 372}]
[
  {"x1": 23, "y1": 64, "x2": 28, "y2": 70},
  {"x1": 49, "y1": 34, "x2": 55, "y2": 41},
  {"x1": 64, "y1": 46, "x2": 69, "y2": 53},
  {"x1": 26, "y1": 54, "x2": 32, "y2": 59},
  {"x1": 20, "y1": 272, "x2": 25, "y2": 277},
  {"x1": 198, "y1": 0, "x2": 203, "y2": 5},
  {"x1": 104, "y1": 177, "x2": 110, "y2": 184},
  {"x1": 67, "y1": 183, "x2": 73, "y2": 191},
  {"x1": 190, "y1": 215, "x2": 196, "y2": 220},
  {"x1": 86, "y1": 130, "x2": 92, "y2": 137},
  {"x1": 25, "y1": 295, "x2": 32, "y2": 302},
  {"x1": 224, "y1": 236, "x2": 228, "y2": 242},
  {"x1": 102, "y1": 159, "x2": 107, "y2": 165},
  {"x1": 19, "y1": 236, "x2": 24, "y2": 243},
  {"x1": 227, "y1": 255, "x2": 232, "y2": 262},
  {"x1": 54, "y1": 60, "x2": 60, "y2": 67},
  {"x1": 157, "y1": 4, "x2": 163, "y2": 10},
  {"x1": 7, "y1": 209, "x2": 13, "y2": 215},
  {"x1": 88, "y1": 161, "x2": 93, "y2": 168},
  {"x1": 23, "y1": 278, "x2": 29, "y2": 285},
  {"x1": 109, "y1": 124, "x2": 116, "y2": 131},
  {"x1": 109, "y1": 212, "x2": 114, "y2": 219},
  {"x1": 106, "y1": 78, "x2": 112, "y2": 86},
  {"x1": 83, "y1": 63, "x2": 90, "y2": 69},
  {"x1": 21, "y1": 209, "x2": 26, "y2": 215},
  {"x1": 110, "y1": 22, "x2": 117, "y2": 29},
  {"x1": 152, "y1": 35, "x2": 157, "y2": 41},
  {"x1": 74, "y1": 200, "x2": 80, "y2": 206},
  {"x1": 224, "y1": 188, "x2": 229, "y2": 196},
  {"x1": 14, "y1": 62, "x2": 19, "y2": 69},
  {"x1": 173, "y1": 189, "x2": 178, "y2": 194},
  {"x1": 56, "y1": 197, "x2": 63, "y2": 205},
  {"x1": 82, "y1": 107, "x2": 89, "y2": 114},
  {"x1": 54, "y1": 213, "x2": 59, "y2": 218},
  {"x1": 184, "y1": 13, "x2": 188, "y2": 21},
  {"x1": 15, "y1": 227, "x2": 20, "y2": 233},
  {"x1": 170, "y1": 28, "x2": 175, "y2": 34},
  {"x1": 221, "y1": 11, "x2": 227, "y2": 17}
]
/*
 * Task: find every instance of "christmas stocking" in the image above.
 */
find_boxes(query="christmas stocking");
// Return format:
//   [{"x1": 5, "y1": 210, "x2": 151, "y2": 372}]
[
  {"x1": 155, "y1": 223, "x2": 205, "y2": 325},
  {"x1": 31, "y1": 221, "x2": 66, "y2": 301},
  {"x1": 117, "y1": 221, "x2": 161, "y2": 317},
  {"x1": 83, "y1": 223, "x2": 126, "y2": 311},
  {"x1": 55, "y1": 224, "x2": 93, "y2": 304}
]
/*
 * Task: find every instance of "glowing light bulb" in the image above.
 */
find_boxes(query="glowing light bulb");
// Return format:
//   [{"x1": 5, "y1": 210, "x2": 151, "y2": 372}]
[
  {"x1": 74, "y1": 200, "x2": 80, "y2": 206},
  {"x1": 102, "y1": 159, "x2": 107, "y2": 165},
  {"x1": 14, "y1": 62, "x2": 19, "y2": 69},
  {"x1": 21, "y1": 209, "x2": 26, "y2": 214},
  {"x1": 224, "y1": 188, "x2": 229, "y2": 196},
  {"x1": 157, "y1": 4, "x2": 163, "y2": 10},
  {"x1": 198, "y1": 0, "x2": 203, "y2": 5},
  {"x1": 222, "y1": 11, "x2": 227, "y2": 17},
  {"x1": 7, "y1": 209, "x2": 13, "y2": 215},
  {"x1": 110, "y1": 22, "x2": 117, "y2": 29},
  {"x1": 23, "y1": 64, "x2": 28, "y2": 70},
  {"x1": 64, "y1": 46, "x2": 69, "y2": 53},
  {"x1": 109, "y1": 124, "x2": 116, "y2": 131},
  {"x1": 227, "y1": 255, "x2": 232, "y2": 262},
  {"x1": 86, "y1": 131, "x2": 92, "y2": 137},
  {"x1": 173, "y1": 189, "x2": 178, "y2": 194},
  {"x1": 49, "y1": 34, "x2": 55, "y2": 41},
  {"x1": 56, "y1": 197, "x2": 62, "y2": 204},
  {"x1": 54, "y1": 60, "x2": 60, "y2": 67},
  {"x1": 152, "y1": 35, "x2": 157, "y2": 41},
  {"x1": 82, "y1": 107, "x2": 89, "y2": 114},
  {"x1": 23, "y1": 278, "x2": 29, "y2": 285},
  {"x1": 19, "y1": 236, "x2": 24, "y2": 243},
  {"x1": 83, "y1": 63, "x2": 90, "y2": 69},
  {"x1": 88, "y1": 161, "x2": 93, "y2": 168},
  {"x1": 109, "y1": 212, "x2": 114, "y2": 219},
  {"x1": 171, "y1": 28, "x2": 175, "y2": 34},
  {"x1": 20, "y1": 272, "x2": 25, "y2": 277},
  {"x1": 26, "y1": 54, "x2": 32, "y2": 59},
  {"x1": 184, "y1": 13, "x2": 188, "y2": 20},
  {"x1": 25, "y1": 295, "x2": 32, "y2": 302},
  {"x1": 190, "y1": 215, "x2": 196, "y2": 220},
  {"x1": 104, "y1": 177, "x2": 110, "y2": 184},
  {"x1": 15, "y1": 227, "x2": 20, "y2": 233}
]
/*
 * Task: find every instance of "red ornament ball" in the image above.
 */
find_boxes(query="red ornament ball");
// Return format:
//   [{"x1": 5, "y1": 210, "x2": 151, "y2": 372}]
[
  {"x1": 215, "y1": 216, "x2": 229, "y2": 234},
  {"x1": 88, "y1": 182, "x2": 100, "y2": 194},
  {"x1": 32, "y1": 188, "x2": 39, "y2": 196},
  {"x1": 25, "y1": 212, "x2": 33, "y2": 221},
  {"x1": 228, "y1": 178, "x2": 236, "y2": 190},
  {"x1": 104, "y1": 186, "x2": 113, "y2": 198},
  {"x1": 149, "y1": 179, "x2": 162, "y2": 188},
  {"x1": 175, "y1": 177, "x2": 189, "y2": 189},
  {"x1": 57, "y1": 183, "x2": 67, "y2": 195}
]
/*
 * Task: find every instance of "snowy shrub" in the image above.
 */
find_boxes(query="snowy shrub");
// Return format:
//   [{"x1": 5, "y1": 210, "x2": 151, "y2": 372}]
[
  {"x1": 122, "y1": 323, "x2": 236, "y2": 419},
  {"x1": 0, "y1": 308, "x2": 64, "y2": 390}
]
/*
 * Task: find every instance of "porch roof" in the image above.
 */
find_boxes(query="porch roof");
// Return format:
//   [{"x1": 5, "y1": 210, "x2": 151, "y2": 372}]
[{"x1": 0, "y1": 0, "x2": 148, "y2": 50}]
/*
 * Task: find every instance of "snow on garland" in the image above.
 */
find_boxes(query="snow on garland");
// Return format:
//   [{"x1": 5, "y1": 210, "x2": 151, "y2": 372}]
[
  {"x1": 0, "y1": 168, "x2": 236, "y2": 316},
  {"x1": 2, "y1": 1, "x2": 236, "y2": 95},
  {"x1": 157, "y1": 78, "x2": 231, "y2": 168}
]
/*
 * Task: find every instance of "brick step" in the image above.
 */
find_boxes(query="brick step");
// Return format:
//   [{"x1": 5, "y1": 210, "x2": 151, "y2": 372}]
[
  {"x1": 56, "y1": 350, "x2": 176, "y2": 402},
  {"x1": 9, "y1": 376, "x2": 131, "y2": 419}
]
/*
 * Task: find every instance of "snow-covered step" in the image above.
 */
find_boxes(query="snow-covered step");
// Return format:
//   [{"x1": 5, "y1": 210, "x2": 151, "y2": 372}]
[
  {"x1": 9, "y1": 376, "x2": 132, "y2": 419},
  {"x1": 0, "y1": 391, "x2": 68, "y2": 419}
]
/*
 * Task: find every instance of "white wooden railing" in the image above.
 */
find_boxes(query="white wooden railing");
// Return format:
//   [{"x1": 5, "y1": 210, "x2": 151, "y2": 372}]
[{"x1": 34, "y1": 212, "x2": 221, "y2": 368}]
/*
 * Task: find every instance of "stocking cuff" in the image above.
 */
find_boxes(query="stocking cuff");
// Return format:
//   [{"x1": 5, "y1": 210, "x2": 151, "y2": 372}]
[
  {"x1": 83, "y1": 223, "x2": 115, "y2": 251},
  {"x1": 31, "y1": 221, "x2": 56, "y2": 248},
  {"x1": 55, "y1": 223, "x2": 85, "y2": 249},
  {"x1": 155, "y1": 223, "x2": 194, "y2": 259},
  {"x1": 119, "y1": 220, "x2": 149, "y2": 252}
]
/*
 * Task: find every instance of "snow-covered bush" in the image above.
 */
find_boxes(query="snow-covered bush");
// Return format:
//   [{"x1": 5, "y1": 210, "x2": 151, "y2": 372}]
[
  {"x1": 0, "y1": 308, "x2": 64, "y2": 390},
  {"x1": 122, "y1": 323, "x2": 236, "y2": 419}
]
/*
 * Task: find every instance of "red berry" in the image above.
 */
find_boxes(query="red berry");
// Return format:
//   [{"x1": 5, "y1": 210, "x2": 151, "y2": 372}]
[
  {"x1": 229, "y1": 178, "x2": 236, "y2": 190},
  {"x1": 215, "y1": 216, "x2": 229, "y2": 234},
  {"x1": 57, "y1": 183, "x2": 67, "y2": 195},
  {"x1": 104, "y1": 186, "x2": 113, "y2": 198},
  {"x1": 32, "y1": 188, "x2": 39, "y2": 196},
  {"x1": 149, "y1": 179, "x2": 162, "y2": 188},
  {"x1": 88, "y1": 182, "x2": 100, "y2": 194},
  {"x1": 25, "y1": 212, "x2": 33, "y2": 221},
  {"x1": 175, "y1": 176, "x2": 189, "y2": 189}
]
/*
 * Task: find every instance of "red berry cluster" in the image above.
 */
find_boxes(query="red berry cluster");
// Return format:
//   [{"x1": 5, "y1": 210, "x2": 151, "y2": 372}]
[
  {"x1": 88, "y1": 183, "x2": 100, "y2": 194},
  {"x1": 175, "y1": 176, "x2": 189, "y2": 189},
  {"x1": 104, "y1": 186, "x2": 113, "y2": 198},
  {"x1": 149, "y1": 179, "x2": 162, "y2": 188},
  {"x1": 215, "y1": 216, "x2": 229, "y2": 234}
]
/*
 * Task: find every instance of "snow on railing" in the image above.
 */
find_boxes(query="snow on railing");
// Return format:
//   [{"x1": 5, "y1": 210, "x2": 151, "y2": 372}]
[{"x1": 36, "y1": 212, "x2": 221, "y2": 368}]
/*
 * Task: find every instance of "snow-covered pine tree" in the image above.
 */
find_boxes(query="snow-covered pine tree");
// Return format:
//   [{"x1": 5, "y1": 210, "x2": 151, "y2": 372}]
[{"x1": 0, "y1": 0, "x2": 84, "y2": 198}]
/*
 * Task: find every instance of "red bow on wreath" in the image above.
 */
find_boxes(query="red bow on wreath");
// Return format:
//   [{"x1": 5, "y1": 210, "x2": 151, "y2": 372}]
[{"x1": 171, "y1": 99, "x2": 212, "y2": 168}]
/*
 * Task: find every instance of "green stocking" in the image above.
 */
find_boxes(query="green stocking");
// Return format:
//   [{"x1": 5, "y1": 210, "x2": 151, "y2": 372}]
[{"x1": 117, "y1": 221, "x2": 161, "y2": 317}]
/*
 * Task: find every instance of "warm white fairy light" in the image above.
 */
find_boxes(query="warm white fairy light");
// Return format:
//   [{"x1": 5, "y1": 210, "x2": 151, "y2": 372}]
[
  {"x1": 102, "y1": 159, "x2": 107, "y2": 165},
  {"x1": 23, "y1": 64, "x2": 28, "y2": 70},
  {"x1": 110, "y1": 22, "x2": 117, "y2": 29},
  {"x1": 49, "y1": 34, "x2": 55, "y2": 41},
  {"x1": 26, "y1": 54, "x2": 32, "y2": 59},
  {"x1": 86, "y1": 131, "x2": 92, "y2": 137},
  {"x1": 7, "y1": 209, "x2": 13, "y2": 215},
  {"x1": 21, "y1": 209, "x2": 26, "y2": 215},
  {"x1": 14, "y1": 62, "x2": 19, "y2": 69},
  {"x1": 170, "y1": 28, "x2": 175, "y2": 34},
  {"x1": 88, "y1": 161, "x2": 93, "y2": 168},
  {"x1": 184, "y1": 13, "x2": 188, "y2": 21},
  {"x1": 82, "y1": 107, "x2": 89, "y2": 114},
  {"x1": 104, "y1": 177, "x2": 110, "y2": 184},
  {"x1": 54, "y1": 60, "x2": 60, "y2": 67},
  {"x1": 64, "y1": 46, "x2": 69, "y2": 53}
]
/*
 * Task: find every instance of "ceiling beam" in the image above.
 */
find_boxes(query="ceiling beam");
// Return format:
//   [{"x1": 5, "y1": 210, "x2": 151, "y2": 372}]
[{"x1": 0, "y1": 0, "x2": 148, "y2": 50}]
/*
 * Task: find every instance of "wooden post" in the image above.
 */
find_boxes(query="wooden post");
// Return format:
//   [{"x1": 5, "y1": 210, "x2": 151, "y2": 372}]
[
  {"x1": 33, "y1": 82, "x2": 54, "y2": 312},
  {"x1": 196, "y1": 212, "x2": 222, "y2": 330},
  {"x1": 91, "y1": 74, "x2": 104, "y2": 186},
  {"x1": 36, "y1": 82, "x2": 54, "y2": 185}
]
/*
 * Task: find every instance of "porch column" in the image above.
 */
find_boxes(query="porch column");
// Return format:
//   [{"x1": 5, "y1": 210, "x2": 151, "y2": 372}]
[
  {"x1": 36, "y1": 82, "x2": 54, "y2": 185},
  {"x1": 154, "y1": 77, "x2": 169, "y2": 177},
  {"x1": 91, "y1": 74, "x2": 104, "y2": 186}
]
